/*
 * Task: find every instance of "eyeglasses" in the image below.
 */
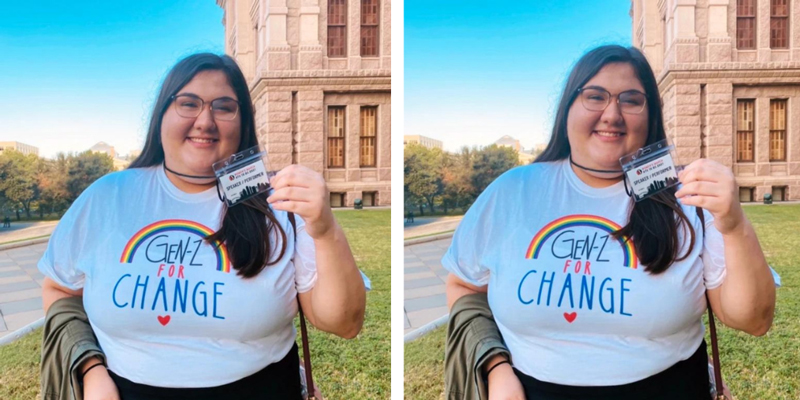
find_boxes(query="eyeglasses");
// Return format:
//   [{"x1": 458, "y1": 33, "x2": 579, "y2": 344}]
[
  {"x1": 170, "y1": 94, "x2": 240, "y2": 121},
  {"x1": 576, "y1": 87, "x2": 648, "y2": 115}
]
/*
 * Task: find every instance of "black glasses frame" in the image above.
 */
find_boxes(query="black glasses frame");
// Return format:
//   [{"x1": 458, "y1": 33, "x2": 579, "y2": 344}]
[
  {"x1": 169, "y1": 94, "x2": 241, "y2": 121},
  {"x1": 575, "y1": 87, "x2": 648, "y2": 115}
]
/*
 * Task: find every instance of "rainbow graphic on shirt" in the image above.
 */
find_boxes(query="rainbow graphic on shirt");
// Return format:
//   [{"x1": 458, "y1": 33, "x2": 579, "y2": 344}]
[
  {"x1": 525, "y1": 214, "x2": 638, "y2": 269},
  {"x1": 119, "y1": 219, "x2": 230, "y2": 273}
]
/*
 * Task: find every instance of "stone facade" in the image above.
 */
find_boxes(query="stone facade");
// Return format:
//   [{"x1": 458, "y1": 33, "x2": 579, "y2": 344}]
[
  {"x1": 0, "y1": 141, "x2": 39, "y2": 156},
  {"x1": 632, "y1": 0, "x2": 800, "y2": 201},
  {"x1": 217, "y1": 0, "x2": 391, "y2": 207},
  {"x1": 403, "y1": 135, "x2": 443, "y2": 149}
]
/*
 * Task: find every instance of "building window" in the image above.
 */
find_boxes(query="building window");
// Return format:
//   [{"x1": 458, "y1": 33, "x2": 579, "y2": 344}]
[
  {"x1": 328, "y1": 107, "x2": 346, "y2": 168},
  {"x1": 362, "y1": 191, "x2": 377, "y2": 206},
  {"x1": 770, "y1": 99, "x2": 787, "y2": 161},
  {"x1": 739, "y1": 187, "x2": 755, "y2": 202},
  {"x1": 328, "y1": 0, "x2": 347, "y2": 57},
  {"x1": 360, "y1": 106, "x2": 377, "y2": 167},
  {"x1": 771, "y1": 0, "x2": 789, "y2": 48},
  {"x1": 737, "y1": 0, "x2": 756, "y2": 49},
  {"x1": 361, "y1": 0, "x2": 379, "y2": 56},
  {"x1": 772, "y1": 186, "x2": 787, "y2": 201},
  {"x1": 737, "y1": 100, "x2": 755, "y2": 162},
  {"x1": 330, "y1": 192, "x2": 345, "y2": 208}
]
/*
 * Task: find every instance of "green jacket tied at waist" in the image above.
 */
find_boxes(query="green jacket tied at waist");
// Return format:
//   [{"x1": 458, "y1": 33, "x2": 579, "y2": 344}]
[
  {"x1": 444, "y1": 292, "x2": 509, "y2": 400},
  {"x1": 40, "y1": 296, "x2": 104, "y2": 400}
]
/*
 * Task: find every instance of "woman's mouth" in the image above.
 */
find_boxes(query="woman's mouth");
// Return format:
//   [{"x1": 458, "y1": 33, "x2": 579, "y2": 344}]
[
  {"x1": 593, "y1": 131, "x2": 626, "y2": 141},
  {"x1": 187, "y1": 137, "x2": 219, "y2": 144}
]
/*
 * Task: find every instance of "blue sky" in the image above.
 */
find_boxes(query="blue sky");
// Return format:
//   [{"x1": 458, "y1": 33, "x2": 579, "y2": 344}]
[
  {"x1": 0, "y1": 1, "x2": 224, "y2": 158},
  {"x1": 405, "y1": 0, "x2": 633, "y2": 152}
]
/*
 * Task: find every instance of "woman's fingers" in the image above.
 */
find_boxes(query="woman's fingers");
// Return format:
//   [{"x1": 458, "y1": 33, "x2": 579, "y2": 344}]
[
  {"x1": 267, "y1": 187, "x2": 313, "y2": 203},
  {"x1": 675, "y1": 181, "x2": 723, "y2": 199}
]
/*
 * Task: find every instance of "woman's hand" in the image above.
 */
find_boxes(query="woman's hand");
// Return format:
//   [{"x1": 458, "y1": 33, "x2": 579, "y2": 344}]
[
  {"x1": 267, "y1": 165, "x2": 336, "y2": 239},
  {"x1": 81, "y1": 359, "x2": 120, "y2": 400},
  {"x1": 675, "y1": 159, "x2": 745, "y2": 235},
  {"x1": 485, "y1": 356, "x2": 525, "y2": 400}
]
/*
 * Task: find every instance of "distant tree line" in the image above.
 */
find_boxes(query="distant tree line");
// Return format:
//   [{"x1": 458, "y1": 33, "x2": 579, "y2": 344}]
[
  {"x1": 0, "y1": 150, "x2": 114, "y2": 220},
  {"x1": 404, "y1": 143, "x2": 519, "y2": 215}
]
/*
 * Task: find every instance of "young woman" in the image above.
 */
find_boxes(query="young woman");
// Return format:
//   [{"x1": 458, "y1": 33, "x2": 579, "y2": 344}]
[
  {"x1": 444, "y1": 45, "x2": 775, "y2": 400},
  {"x1": 40, "y1": 53, "x2": 366, "y2": 400}
]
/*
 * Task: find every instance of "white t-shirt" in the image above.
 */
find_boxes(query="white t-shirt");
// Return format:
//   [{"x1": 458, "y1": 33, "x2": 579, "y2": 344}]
[
  {"x1": 442, "y1": 159, "x2": 727, "y2": 386},
  {"x1": 39, "y1": 165, "x2": 318, "y2": 387}
]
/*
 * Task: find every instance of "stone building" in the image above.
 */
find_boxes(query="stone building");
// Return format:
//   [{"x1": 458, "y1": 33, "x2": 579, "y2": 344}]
[
  {"x1": 631, "y1": 0, "x2": 800, "y2": 201},
  {"x1": 217, "y1": 0, "x2": 391, "y2": 207},
  {"x1": 403, "y1": 135, "x2": 443, "y2": 149},
  {"x1": 0, "y1": 141, "x2": 39, "y2": 156}
]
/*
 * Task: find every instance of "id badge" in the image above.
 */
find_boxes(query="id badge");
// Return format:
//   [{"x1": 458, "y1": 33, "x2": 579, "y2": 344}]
[
  {"x1": 212, "y1": 145, "x2": 272, "y2": 206},
  {"x1": 619, "y1": 140, "x2": 682, "y2": 202}
]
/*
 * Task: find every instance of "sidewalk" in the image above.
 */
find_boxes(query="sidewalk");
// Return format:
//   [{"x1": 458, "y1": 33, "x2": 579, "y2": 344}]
[
  {"x1": 0, "y1": 242, "x2": 47, "y2": 340},
  {"x1": 404, "y1": 215, "x2": 463, "y2": 239},
  {"x1": 0, "y1": 221, "x2": 58, "y2": 244},
  {"x1": 404, "y1": 237, "x2": 452, "y2": 334}
]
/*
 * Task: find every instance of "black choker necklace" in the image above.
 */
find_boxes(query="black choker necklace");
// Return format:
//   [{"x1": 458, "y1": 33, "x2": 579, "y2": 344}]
[
  {"x1": 569, "y1": 156, "x2": 624, "y2": 174},
  {"x1": 163, "y1": 163, "x2": 216, "y2": 180}
]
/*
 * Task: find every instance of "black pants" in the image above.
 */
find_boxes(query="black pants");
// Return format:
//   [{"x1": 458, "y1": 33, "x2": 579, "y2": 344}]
[
  {"x1": 108, "y1": 343, "x2": 303, "y2": 400},
  {"x1": 514, "y1": 341, "x2": 710, "y2": 400}
]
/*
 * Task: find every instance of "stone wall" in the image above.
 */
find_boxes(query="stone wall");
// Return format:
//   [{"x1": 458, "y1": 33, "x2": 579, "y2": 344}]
[
  {"x1": 633, "y1": 0, "x2": 800, "y2": 201},
  {"x1": 218, "y1": 0, "x2": 392, "y2": 207}
]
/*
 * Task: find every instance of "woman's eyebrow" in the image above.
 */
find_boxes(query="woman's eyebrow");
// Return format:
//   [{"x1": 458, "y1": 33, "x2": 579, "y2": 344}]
[
  {"x1": 582, "y1": 85, "x2": 607, "y2": 91},
  {"x1": 175, "y1": 92, "x2": 238, "y2": 101}
]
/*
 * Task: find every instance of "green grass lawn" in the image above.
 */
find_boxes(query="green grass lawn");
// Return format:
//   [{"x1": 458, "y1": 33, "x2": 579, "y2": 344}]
[
  {"x1": 405, "y1": 204, "x2": 800, "y2": 400},
  {"x1": 0, "y1": 209, "x2": 390, "y2": 400}
]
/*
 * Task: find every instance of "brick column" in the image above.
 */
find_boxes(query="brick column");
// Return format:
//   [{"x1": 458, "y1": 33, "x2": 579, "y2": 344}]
[
  {"x1": 296, "y1": 90, "x2": 324, "y2": 174},
  {"x1": 265, "y1": 91, "x2": 293, "y2": 170},
  {"x1": 707, "y1": 0, "x2": 731, "y2": 62},
  {"x1": 265, "y1": 0, "x2": 291, "y2": 70},
  {"x1": 672, "y1": 0, "x2": 699, "y2": 63},
  {"x1": 348, "y1": 0, "x2": 361, "y2": 69},
  {"x1": 705, "y1": 83, "x2": 734, "y2": 167},
  {"x1": 298, "y1": 1, "x2": 324, "y2": 70},
  {"x1": 755, "y1": 97, "x2": 770, "y2": 167},
  {"x1": 757, "y1": 0, "x2": 771, "y2": 62},
  {"x1": 673, "y1": 84, "x2": 702, "y2": 163}
]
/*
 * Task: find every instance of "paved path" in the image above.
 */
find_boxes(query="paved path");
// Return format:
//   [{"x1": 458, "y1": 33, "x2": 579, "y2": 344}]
[
  {"x1": 404, "y1": 236, "x2": 452, "y2": 334},
  {"x1": 0, "y1": 221, "x2": 58, "y2": 244},
  {"x1": 404, "y1": 216, "x2": 463, "y2": 239},
  {"x1": 0, "y1": 242, "x2": 47, "y2": 340}
]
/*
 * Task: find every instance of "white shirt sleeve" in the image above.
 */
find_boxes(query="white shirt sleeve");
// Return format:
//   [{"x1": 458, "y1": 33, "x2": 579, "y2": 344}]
[
  {"x1": 700, "y1": 209, "x2": 727, "y2": 290},
  {"x1": 37, "y1": 188, "x2": 94, "y2": 291},
  {"x1": 441, "y1": 178, "x2": 505, "y2": 287},
  {"x1": 292, "y1": 215, "x2": 318, "y2": 293}
]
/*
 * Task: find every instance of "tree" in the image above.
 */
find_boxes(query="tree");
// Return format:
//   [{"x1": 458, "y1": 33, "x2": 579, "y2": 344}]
[
  {"x1": 0, "y1": 150, "x2": 39, "y2": 219},
  {"x1": 404, "y1": 143, "x2": 443, "y2": 215},
  {"x1": 37, "y1": 154, "x2": 70, "y2": 217},
  {"x1": 471, "y1": 145, "x2": 518, "y2": 197},
  {"x1": 66, "y1": 151, "x2": 114, "y2": 203},
  {"x1": 441, "y1": 147, "x2": 475, "y2": 212}
]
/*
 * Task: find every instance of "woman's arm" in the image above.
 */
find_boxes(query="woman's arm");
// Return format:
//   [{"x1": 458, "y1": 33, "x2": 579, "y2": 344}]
[
  {"x1": 42, "y1": 277, "x2": 82, "y2": 313},
  {"x1": 269, "y1": 165, "x2": 366, "y2": 339},
  {"x1": 676, "y1": 159, "x2": 776, "y2": 336},
  {"x1": 446, "y1": 274, "x2": 524, "y2": 399},
  {"x1": 706, "y1": 219, "x2": 775, "y2": 336},
  {"x1": 297, "y1": 223, "x2": 366, "y2": 338},
  {"x1": 42, "y1": 278, "x2": 120, "y2": 400}
]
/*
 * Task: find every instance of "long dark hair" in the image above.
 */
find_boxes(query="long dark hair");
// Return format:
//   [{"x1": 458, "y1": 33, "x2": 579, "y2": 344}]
[
  {"x1": 129, "y1": 53, "x2": 287, "y2": 278},
  {"x1": 535, "y1": 45, "x2": 695, "y2": 274}
]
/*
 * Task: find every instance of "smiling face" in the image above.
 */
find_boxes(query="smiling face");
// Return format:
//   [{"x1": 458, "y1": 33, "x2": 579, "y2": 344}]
[
  {"x1": 566, "y1": 62, "x2": 649, "y2": 180},
  {"x1": 160, "y1": 70, "x2": 241, "y2": 183}
]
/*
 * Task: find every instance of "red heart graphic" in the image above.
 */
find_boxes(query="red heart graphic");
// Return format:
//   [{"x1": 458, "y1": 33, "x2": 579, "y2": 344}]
[
  {"x1": 563, "y1": 312, "x2": 577, "y2": 323},
  {"x1": 157, "y1": 315, "x2": 171, "y2": 326}
]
